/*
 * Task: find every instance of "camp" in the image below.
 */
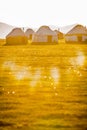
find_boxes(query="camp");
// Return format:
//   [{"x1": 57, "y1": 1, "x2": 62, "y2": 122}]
[
  {"x1": 25, "y1": 28, "x2": 34, "y2": 41},
  {"x1": 6, "y1": 28, "x2": 28, "y2": 45},
  {"x1": 54, "y1": 30, "x2": 64, "y2": 39},
  {"x1": 32, "y1": 26, "x2": 58, "y2": 44},
  {"x1": 65, "y1": 24, "x2": 87, "y2": 43}
]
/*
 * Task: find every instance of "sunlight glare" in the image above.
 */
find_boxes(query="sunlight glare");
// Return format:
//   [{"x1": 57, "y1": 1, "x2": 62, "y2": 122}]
[
  {"x1": 76, "y1": 52, "x2": 85, "y2": 66},
  {"x1": 70, "y1": 51, "x2": 85, "y2": 67},
  {"x1": 30, "y1": 68, "x2": 41, "y2": 87},
  {"x1": 2, "y1": 61, "x2": 16, "y2": 70},
  {"x1": 13, "y1": 66, "x2": 30, "y2": 80},
  {"x1": 50, "y1": 67, "x2": 60, "y2": 84}
]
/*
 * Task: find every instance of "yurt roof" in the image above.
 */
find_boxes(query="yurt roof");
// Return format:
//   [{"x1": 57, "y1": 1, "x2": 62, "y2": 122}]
[
  {"x1": 25, "y1": 28, "x2": 34, "y2": 35},
  {"x1": 54, "y1": 30, "x2": 63, "y2": 34},
  {"x1": 6, "y1": 28, "x2": 26, "y2": 37},
  {"x1": 36, "y1": 26, "x2": 57, "y2": 35},
  {"x1": 66, "y1": 24, "x2": 87, "y2": 35}
]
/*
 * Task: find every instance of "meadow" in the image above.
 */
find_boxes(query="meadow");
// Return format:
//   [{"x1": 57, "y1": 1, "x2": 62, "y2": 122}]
[{"x1": 0, "y1": 43, "x2": 87, "y2": 130}]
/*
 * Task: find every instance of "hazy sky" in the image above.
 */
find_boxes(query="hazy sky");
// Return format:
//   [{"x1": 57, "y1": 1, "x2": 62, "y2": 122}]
[{"x1": 0, "y1": 0, "x2": 87, "y2": 27}]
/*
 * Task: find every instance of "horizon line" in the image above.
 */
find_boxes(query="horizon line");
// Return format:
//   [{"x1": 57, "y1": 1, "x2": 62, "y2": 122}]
[{"x1": 0, "y1": 21, "x2": 87, "y2": 29}]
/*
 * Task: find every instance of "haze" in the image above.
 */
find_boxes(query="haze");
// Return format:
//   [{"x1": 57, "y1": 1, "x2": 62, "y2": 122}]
[{"x1": 0, "y1": 0, "x2": 87, "y2": 28}]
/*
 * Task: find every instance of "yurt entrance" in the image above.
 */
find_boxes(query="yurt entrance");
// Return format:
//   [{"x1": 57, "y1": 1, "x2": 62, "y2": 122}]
[
  {"x1": 47, "y1": 35, "x2": 52, "y2": 43},
  {"x1": 77, "y1": 36, "x2": 82, "y2": 42}
]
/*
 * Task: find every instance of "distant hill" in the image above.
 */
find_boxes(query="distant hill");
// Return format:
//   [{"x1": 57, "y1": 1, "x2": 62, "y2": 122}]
[
  {"x1": 60, "y1": 24, "x2": 78, "y2": 34},
  {"x1": 0, "y1": 22, "x2": 15, "y2": 39}
]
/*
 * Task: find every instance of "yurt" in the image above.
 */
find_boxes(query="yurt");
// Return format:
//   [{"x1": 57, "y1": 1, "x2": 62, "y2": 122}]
[
  {"x1": 65, "y1": 24, "x2": 87, "y2": 43},
  {"x1": 55, "y1": 30, "x2": 64, "y2": 39},
  {"x1": 25, "y1": 28, "x2": 34, "y2": 40},
  {"x1": 6, "y1": 28, "x2": 28, "y2": 45},
  {"x1": 32, "y1": 26, "x2": 58, "y2": 44}
]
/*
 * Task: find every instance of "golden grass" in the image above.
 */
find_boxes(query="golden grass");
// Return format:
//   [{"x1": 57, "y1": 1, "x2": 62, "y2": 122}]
[{"x1": 0, "y1": 42, "x2": 87, "y2": 130}]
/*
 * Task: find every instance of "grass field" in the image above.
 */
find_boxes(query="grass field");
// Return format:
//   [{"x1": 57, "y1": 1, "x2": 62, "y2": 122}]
[{"x1": 0, "y1": 43, "x2": 87, "y2": 130}]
